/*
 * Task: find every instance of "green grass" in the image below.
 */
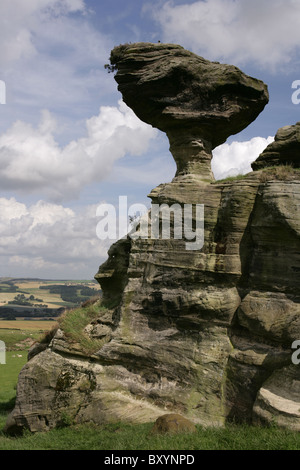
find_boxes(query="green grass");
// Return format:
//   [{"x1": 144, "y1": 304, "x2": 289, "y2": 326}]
[
  {"x1": 57, "y1": 300, "x2": 109, "y2": 355},
  {"x1": 0, "y1": 350, "x2": 28, "y2": 431},
  {"x1": 215, "y1": 165, "x2": 300, "y2": 184},
  {"x1": 1, "y1": 418, "x2": 300, "y2": 450},
  {"x1": 216, "y1": 174, "x2": 246, "y2": 183},
  {"x1": 0, "y1": 328, "x2": 42, "y2": 350},
  {"x1": 258, "y1": 165, "x2": 300, "y2": 182}
]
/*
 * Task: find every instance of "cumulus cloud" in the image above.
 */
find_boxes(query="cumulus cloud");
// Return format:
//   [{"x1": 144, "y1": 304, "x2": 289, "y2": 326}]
[
  {"x1": 212, "y1": 136, "x2": 274, "y2": 180},
  {"x1": 0, "y1": 101, "x2": 157, "y2": 201},
  {"x1": 0, "y1": 0, "x2": 113, "y2": 126},
  {"x1": 148, "y1": 0, "x2": 300, "y2": 68},
  {"x1": 0, "y1": 0, "x2": 86, "y2": 65},
  {"x1": 0, "y1": 197, "x2": 111, "y2": 279}
]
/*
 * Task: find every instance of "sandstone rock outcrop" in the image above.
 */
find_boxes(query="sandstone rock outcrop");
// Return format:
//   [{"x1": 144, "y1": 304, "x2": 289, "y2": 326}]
[
  {"x1": 110, "y1": 42, "x2": 268, "y2": 180},
  {"x1": 5, "y1": 43, "x2": 300, "y2": 435},
  {"x1": 252, "y1": 122, "x2": 300, "y2": 170},
  {"x1": 150, "y1": 413, "x2": 197, "y2": 435}
]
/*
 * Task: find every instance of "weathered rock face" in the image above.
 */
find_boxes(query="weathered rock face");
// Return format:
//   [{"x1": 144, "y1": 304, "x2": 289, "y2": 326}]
[
  {"x1": 252, "y1": 122, "x2": 300, "y2": 170},
  {"x1": 110, "y1": 42, "x2": 269, "y2": 180},
  {"x1": 5, "y1": 43, "x2": 300, "y2": 435}
]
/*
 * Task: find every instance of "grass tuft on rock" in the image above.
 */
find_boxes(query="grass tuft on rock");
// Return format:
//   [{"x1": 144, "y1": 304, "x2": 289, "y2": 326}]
[
  {"x1": 258, "y1": 164, "x2": 300, "y2": 182},
  {"x1": 216, "y1": 165, "x2": 300, "y2": 184},
  {"x1": 57, "y1": 300, "x2": 109, "y2": 356}
]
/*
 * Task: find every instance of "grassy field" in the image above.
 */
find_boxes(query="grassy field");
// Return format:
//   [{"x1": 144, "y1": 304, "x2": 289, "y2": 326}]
[
  {"x1": 1, "y1": 418, "x2": 300, "y2": 451},
  {"x1": 0, "y1": 321, "x2": 57, "y2": 352},
  {"x1": 0, "y1": 320, "x2": 56, "y2": 330},
  {"x1": 0, "y1": 349, "x2": 27, "y2": 412},
  {"x1": 0, "y1": 278, "x2": 100, "y2": 309},
  {"x1": 0, "y1": 280, "x2": 62, "y2": 308},
  {"x1": 10, "y1": 281, "x2": 69, "y2": 308}
]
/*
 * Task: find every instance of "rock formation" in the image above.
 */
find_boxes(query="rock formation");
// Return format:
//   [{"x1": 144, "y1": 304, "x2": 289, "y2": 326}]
[
  {"x1": 5, "y1": 43, "x2": 300, "y2": 435},
  {"x1": 110, "y1": 42, "x2": 268, "y2": 180},
  {"x1": 252, "y1": 121, "x2": 300, "y2": 170},
  {"x1": 150, "y1": 413, "x2": 197, "y2": 435}
]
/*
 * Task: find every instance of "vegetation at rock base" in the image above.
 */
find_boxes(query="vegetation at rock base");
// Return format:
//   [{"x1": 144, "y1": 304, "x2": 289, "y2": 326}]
[{"x1": 1, "y1": 412, "x2": 300, "y2": 450}]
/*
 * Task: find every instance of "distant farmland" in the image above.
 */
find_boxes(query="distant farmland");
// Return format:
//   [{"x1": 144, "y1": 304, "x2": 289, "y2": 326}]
[{"x1": 0, "y1": 278, "x2": 101, "y2": 321}]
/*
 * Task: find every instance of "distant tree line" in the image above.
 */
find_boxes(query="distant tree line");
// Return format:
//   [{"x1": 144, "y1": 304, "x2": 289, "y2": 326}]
[
  {"x1": 0, "y1": 281, "x2": 100, "y2": 320},
  {"x1": 7, "y1": 293, "x2": 45, "y2": 307},
  {"x1": 39, "y1": 284, "x2": 99, "y2": 304},
  {"x1": 0, "y1": 306, "x2": 64, "y2": 320},
  {"x1": 0, "y1": 281, "x2": 18, "y2": 293}
]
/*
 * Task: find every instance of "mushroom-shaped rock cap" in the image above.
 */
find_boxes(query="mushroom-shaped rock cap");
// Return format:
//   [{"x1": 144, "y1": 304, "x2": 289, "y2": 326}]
[
  {"x1": 252, "y1": 122, "x2": 300, "y2": 170},
  {"x1": 109, "y1": 42, "x2": 269, "y2": 180}
]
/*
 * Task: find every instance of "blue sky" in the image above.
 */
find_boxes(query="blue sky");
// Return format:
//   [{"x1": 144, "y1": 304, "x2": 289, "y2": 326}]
[{"x1": 0, "y1": 0, "x2": 299, "y2": 279}]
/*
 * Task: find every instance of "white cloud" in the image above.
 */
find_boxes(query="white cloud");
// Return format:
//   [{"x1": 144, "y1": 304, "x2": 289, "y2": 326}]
[
  {"x1": 0, "y1": 197, "x2": 111, "y2": 279},
  {"x1": 212, "y1": 136, "x2": 274, "y2": 180},
  {"x1": 0, "y1": 137, "x2": 277, "y2": 278},
  {"x1": 112, "y1": 155, "x2": 176, "y2": 187},
  {"x1": 0, "y1": 0, "x2": 114, "y2": 130},
  {"x1": 0, "y1": 0, "x2": 86, "y2": 65},
  {"x1": 0, "y1": 101, "x2": 157, "y2": 201},
  {"x1": 149, "y1": 0, "x2": 300, "y2": 68}
]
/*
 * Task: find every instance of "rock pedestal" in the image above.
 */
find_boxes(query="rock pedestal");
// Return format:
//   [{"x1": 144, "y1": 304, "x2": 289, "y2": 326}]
[{"x1": 111, "y1": 42, "x2": 268, "y2": 180}]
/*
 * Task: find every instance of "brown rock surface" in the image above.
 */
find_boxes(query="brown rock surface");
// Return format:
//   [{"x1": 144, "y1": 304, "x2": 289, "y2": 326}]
[
  {"x1": 252, "y1": 122, "x2": 300, "y2": 170},
  {"x1": 150, "y1": 413, "x2": 197, "y2": 435},
  {"x1": 253, "y1": 366, "x2": 300, "y2": 431}
]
